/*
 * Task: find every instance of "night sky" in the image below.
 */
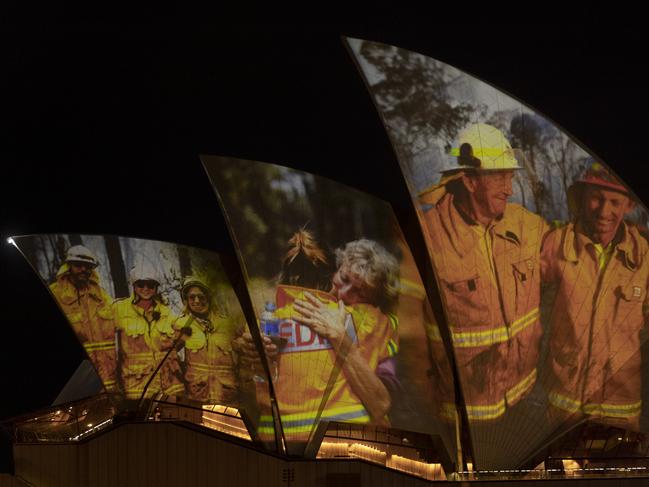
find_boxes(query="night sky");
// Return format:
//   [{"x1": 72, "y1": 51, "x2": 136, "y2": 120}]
[{"x1": 1, "y1": 21, "x2": 646, "y2": 460}]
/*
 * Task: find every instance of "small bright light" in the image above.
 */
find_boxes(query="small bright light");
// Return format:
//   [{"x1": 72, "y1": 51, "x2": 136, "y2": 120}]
[
  {"x1": 6, "y1": 237, "x2": 15, "y2": 246},
  {"x1": 87, "y1": 423, "x2": 93, "y2": 428},
  {"x1": 618, "y1": 437, "x2": 623, "y2": 440}
]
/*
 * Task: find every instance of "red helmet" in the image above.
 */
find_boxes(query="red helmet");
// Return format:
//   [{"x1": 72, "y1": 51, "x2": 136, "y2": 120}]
[
  {"x1": 567, "y1": 162, "x2": 632, "y2": 218},
  {"x1": 572, "y1": 162, "x2": 629, "y2": 195}
]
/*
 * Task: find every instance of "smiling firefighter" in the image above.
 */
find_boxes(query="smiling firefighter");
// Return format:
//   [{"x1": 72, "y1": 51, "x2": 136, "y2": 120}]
[
  {"x1": 542, "y1": 162, "x2": 649, "y2": 429},
  {"x1": 420, "y1": 123, "x2": 548, "y2": 422}
]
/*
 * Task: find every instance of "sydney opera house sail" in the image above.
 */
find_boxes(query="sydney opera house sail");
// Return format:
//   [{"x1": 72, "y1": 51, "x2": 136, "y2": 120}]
[
  {"x1": 6, "y1": 37, "x2": 649, "y2": 485},
  {"x1": 11, "y1": 235, "x2": 272, "y2": 447},
  {"x1": 346, "y1": 37, "x2": 649, "y2": 469},
  {"x1": 202, "y1": 156, "x2": 457, "y2": 458}
]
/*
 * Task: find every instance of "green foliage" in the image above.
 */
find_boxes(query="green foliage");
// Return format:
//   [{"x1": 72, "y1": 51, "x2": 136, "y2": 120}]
[
  {"x1": 208, "y1": 158, "x2": 312, "y2": 278},
  {"x1": 358, "y1": 41, "x2": 475, "y2": 156},
  {"x1": 207, "y1": 158, "x2": 401, "y2": 280},
  {"x1": 487, "y1": 111, "x2": 591, "y2": 221}
]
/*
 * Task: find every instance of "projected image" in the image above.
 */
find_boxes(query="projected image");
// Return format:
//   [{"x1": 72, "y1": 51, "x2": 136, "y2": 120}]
[
  {"x1": 13, "y1": 235, "x2": 245, "y2": 409},
  {"x1": 203, "y1": 157, "x2": 456, "y2": 457},
  {"x1": 347, "y1": 38, "x2": 649, "y2": 469}
]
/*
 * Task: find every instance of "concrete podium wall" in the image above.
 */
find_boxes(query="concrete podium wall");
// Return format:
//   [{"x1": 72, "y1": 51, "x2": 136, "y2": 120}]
[
  {"x1": 11, "y1": 422, "x2": 649, "y2": 486},
  {"x1": 13, "y1": 422, "x2": 435, "y2": 487}
]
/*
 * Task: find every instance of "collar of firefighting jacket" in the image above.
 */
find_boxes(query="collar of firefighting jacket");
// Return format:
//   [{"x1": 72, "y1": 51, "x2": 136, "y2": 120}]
[
  {"x1": 444, "y1": 194, "x2": 521, "y2": 256},
  {"x1": 193, "y1": 314, "x2": 214, "y2": 333},
  {"x1": 438, "y1": 192, "x2": 477, "y2": 257},
  {"x1": 418, "y1": 172, "x2": 465, "y2": 206},
  {"x1": 437, "y1": 193, "x2": 520, "y2": 256},
  {"x1": 56, "y1": 263, "x2": 103, "y2": 304},
  {"x1": 179, "y1": 313, "x2": 215, "y2": 340},
  {"x1": 566, "y1": 221, "x2": 638, "y2": 270},
  {"x1": 492, "y1": 205, "x2": 524, "y2": 246}
]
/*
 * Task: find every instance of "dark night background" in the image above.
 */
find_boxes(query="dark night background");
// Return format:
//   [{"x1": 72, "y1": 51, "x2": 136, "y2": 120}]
[{"x1": 1, "y1": 20, "x2": 646, "y2": 468}]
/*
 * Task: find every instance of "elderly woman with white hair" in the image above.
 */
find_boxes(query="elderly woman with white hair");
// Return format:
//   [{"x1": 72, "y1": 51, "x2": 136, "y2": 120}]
[
  {"x1": 235, "y1": 233, "x2": 400, "y2": 439},
  {"x1": 293, "y1": 238, "x2": 400, "y2": 422}
]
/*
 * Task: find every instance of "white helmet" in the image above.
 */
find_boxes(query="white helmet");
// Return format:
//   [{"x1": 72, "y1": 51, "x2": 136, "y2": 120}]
[
  {"x1": 129, "y1": 259, "x2": 162, "y2": 286},
  {"x1": 441, "y1": 123, "x2": 521, "y2": 173},
  {"x1": 65, "y1": 245, "x2": 99, "y2": 267}
]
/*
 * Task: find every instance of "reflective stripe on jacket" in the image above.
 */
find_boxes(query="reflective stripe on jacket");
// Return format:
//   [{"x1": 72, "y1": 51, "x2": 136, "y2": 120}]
[
  {"x1": 541, "y1": 222, "x2": 649, "y2": 427},
  {"x1": 423, "y1": 191, "x2": 547, "y2": 420},
  {"x1": 258, "y1": 404, "x2": 370, "y2": 435}
]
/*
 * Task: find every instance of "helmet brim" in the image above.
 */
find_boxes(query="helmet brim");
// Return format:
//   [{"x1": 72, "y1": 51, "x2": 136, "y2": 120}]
[
  {"x1": 181, "y1": 281, "x2": 211, "y2": 301},
  {"x1": 66, "y1": 259, "x2": 98, "y2": 268},
  {"x1": 571, "y1": 178, "x2": 630, "y2": 195},
  {"x1": 439, "y1": 165, "x2": 522, "y2": 174}
]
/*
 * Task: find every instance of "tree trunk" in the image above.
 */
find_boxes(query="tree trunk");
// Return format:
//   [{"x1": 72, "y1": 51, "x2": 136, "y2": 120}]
[
  {"x1": 103, "y1": 235, "x2": 129, "y2": 298},
  {"x1": 68, "y1": 234, "x2": 83, "y2": 246},
  {"x1": 177, "y1": 245, "x2": 192, "y2": 279}
]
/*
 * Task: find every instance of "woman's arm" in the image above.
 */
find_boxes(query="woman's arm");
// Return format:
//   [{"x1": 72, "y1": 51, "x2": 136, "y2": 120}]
[{"x1": 294, "y1": 292, "x2": 391, "y2": 423}]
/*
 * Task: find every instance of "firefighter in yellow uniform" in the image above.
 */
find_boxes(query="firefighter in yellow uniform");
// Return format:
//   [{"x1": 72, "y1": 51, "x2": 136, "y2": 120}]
[
  {"x1": 260, "y1": 284, "x2": 398, "y2": 443},
  {"x1": 234, "y1": 234, "x2": 399, "y2": 451},
  {"x1": 113, "y1": 262, "x2": 183, "y2": 400},
  {"x1": 267, "y1": 238, "x2": 399, "y2": 447},
  {"x1": 390, "y1": 234, "x2": 456, "y2": 435},
  {"x1": 50, "y1": 245, "x2": 117, "y2": 392},
  {"x1": 173, "y1": 277, "x2": 239, "y2": 405},
  {"x1": 541, "y1": 163, "x2": 649, "y2": 430},
  {"x1": 420, "y1": 124, "x2": 548, "y2": 422}
]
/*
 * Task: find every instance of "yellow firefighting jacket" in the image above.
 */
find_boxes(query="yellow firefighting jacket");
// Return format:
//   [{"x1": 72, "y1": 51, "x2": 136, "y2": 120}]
[
  {"x1": 541, "y1": 222, "x2": 649, "y2": 427},
  {"x1": 423, "y1": 191, "x2": 547, "y2": 421},
  {"x1": 395, "y1": 239, "x2": 457, "y2": 428},
  {"x1": 50, "y1": 264, "x2": 117, "y2": 392},
  {"x1": 173, "y1": 313, "x2": 239, "y2": 405},
  {"x1": 113, "y1": 295, "x2": 183, "y2": 399},
  {"x1": 258, "y1": 285, "x2": 398, "y2": 440}
]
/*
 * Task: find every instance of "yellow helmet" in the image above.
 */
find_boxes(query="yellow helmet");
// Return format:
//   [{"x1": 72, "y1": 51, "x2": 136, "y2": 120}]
[
  {"x1": 442, "y1": 123, "x2": 521, "y2": 173},
  {"x1": 181, "y1": 276, "x2": 211, "y2": 303}
]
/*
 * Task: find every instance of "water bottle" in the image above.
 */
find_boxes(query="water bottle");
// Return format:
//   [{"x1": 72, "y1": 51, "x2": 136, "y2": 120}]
[
  {"x1": 261, "y1": 302, "x2": 288, "y2": 349},
  {"x1": 260, "y1": 302, "x2": 279, "y2": 338},
  {"x1": 253, "y1": 302, "x2": 282, "y2": 383}
]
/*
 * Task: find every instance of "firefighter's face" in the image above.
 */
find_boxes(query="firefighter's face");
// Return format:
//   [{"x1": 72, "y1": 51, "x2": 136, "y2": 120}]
[
  {"x1": 69, "y1": 262, "x2": 93, "y2": 287},
  {"x1": 134, "y1": 280, "x2": 158, "y2": 301},
  {"x1": 581, "y1": 186, "x2": 635, "y2": 243},
  {"x1": 464, "y1": 170, "x2": 514, "y2": 220},
  {"x1": 186, "y1": 286, "x2": 209, "y2": 316},
  {"x1": 331, "y1": 264, "x2": 374, "y2": 306}
]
